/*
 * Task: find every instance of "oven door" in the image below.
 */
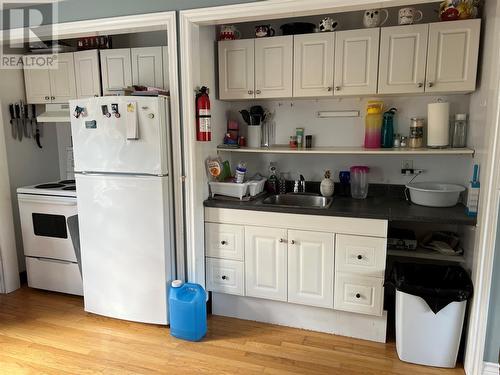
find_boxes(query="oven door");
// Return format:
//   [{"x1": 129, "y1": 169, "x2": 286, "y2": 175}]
[{"x1": 18, "y1": 194, "x2": 78, "y2": 262}]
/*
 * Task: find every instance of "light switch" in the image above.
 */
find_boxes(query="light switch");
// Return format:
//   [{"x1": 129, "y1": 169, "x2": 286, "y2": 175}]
[{"x1": 126, "y1": 101, "x2": 139, "y2": 140}]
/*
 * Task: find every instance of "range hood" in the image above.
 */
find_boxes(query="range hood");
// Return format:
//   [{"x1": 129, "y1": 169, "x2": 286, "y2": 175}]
[{"x1": 37, "y1": 103, "x2": 71, "y2": 123}]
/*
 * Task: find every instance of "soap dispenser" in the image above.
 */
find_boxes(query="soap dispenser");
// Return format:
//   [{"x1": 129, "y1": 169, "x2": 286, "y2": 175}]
[{"x1": 320, "y1": 170, "x2": 335, "y2": 197}]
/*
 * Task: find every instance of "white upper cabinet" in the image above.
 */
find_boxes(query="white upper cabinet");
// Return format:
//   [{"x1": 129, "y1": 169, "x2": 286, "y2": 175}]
[
  {"x1": 50, "y1": 53, "x2": 77, "y2": 103},
  {"x1": 24, "y1": 62, "x2": 52, "y2": 104},
  {"x1": 426, "y1": 19, "x2": 480, "y2": 93},
  {"x1": 293, "y1": 33, "x2": 335, "y2": 98},
  {"x1": 100, "y1": 48, "x2": 133, "y2": 94},
  {"x1": 218, "y1": 39, "x2": 255, "y2": 100},
  {"x1": 131, "y1": 46, "x2": 164, "y2": 88},
  {"x1": 24, "y1": 53, "x2": 77, "y2": 104},
  {"x1": 245, "y1": 226, "x2": 287, "y2": 301},
  {"x1": 287, "y1": 230, "x2": 334, "y2": 308},
  {"x1": 74, "y1": 49, "x2": 102, "y2": 98},
  {"x1": 255, "y1": 36, "x2": 293, "y2": 98},
  {"x1": 162, "y1": 46, "x2": 170, "y2": 91},
  {"x1": 378, "y1": 24, "x2": 429, "y2": 94},
  {"x1": 334, "y1": 28, "x2": 380, "y2": 96}
]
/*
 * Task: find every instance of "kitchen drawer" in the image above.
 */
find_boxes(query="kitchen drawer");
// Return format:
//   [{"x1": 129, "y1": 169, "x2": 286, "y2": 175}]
[
  {"x1": 335, "y1": 234, "x2": 387, "y2": 277},
  {"x1": 205, "y1": 223, "x2": 244, "y2": 261},
  {"x1": 334, "y1": 272, "x2": 384, "y2": 316},
  {"x1": 26, "y1": 256, "x2": 83, "y2": 296},
  {"x1": 206, "y1": 258, "x2": 244, "y2": 296}
]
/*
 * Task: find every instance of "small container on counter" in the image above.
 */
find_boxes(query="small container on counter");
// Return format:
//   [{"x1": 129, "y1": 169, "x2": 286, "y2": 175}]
[
  {"x1": 289, "y1": 136, "x2": 297, "y2": 149},
  {"x1": 350, "y1": 166, "x2": 370, "y2": 199},
  {"x1": 452, "y1": 114, "x2": 467, "y2": 148},
  {"x1": 235, "y1": 161, "x2": 247, "y2": 183},
  {"x1": 305, "y1": 135, "x2": 312, "y2": 148},
  {"x1": 409, "y1": 117, "x2": 425, "y2": 148},
  {"x1": 296, "y1": 128, "x2": 305, "y2": 148},
  {"x1": 393, "y1": 134, "x2": 401, "y2": 148},
  {"x1": 400, "y1": 136, "x2": 408, "y2": 148}
]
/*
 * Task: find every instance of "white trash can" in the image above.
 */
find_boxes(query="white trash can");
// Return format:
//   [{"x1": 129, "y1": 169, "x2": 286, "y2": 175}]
[{"x1": 396, "y1": 290, "x2": 467, "y2": 368}]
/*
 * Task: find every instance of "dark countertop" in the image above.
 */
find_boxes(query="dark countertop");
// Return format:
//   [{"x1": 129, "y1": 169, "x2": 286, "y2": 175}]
[{"x1": 203, "y1": 185, "x2": 477, "y2": 226}]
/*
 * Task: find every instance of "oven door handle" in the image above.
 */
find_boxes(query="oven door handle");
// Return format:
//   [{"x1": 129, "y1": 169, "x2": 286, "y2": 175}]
[
  {"x1": 33, "y1": 257, "x2": 74, "y2": 265},
  {"x1": 18, "y1": 195, "x2": 77, "y2": 206}
]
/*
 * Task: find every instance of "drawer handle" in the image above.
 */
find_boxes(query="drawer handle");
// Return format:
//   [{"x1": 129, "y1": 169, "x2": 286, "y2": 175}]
[
  {"x1": 220, "y1": 240, "x2": 227, "y2": 245},
  {"x1": 357, "y1": 255, "x2": 363, "y2": 260},
  {"x1": 221, "y1": 275, "x2": 228, "y2": 280},
  {"x1": 355, "y1": 293, "x2": 361, "y2": 299}
]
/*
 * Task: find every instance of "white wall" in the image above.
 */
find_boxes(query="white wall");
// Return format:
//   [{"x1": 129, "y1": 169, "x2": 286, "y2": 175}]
[
  {"x1": 0, "y1": 73, "x2": 60, "y2": 273},
  {"x1": 223, "y1": 95, "x2": 472, "y2": 184}
]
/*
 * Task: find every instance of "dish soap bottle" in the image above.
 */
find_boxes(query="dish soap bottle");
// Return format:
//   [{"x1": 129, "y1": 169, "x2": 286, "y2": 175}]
[
  {"x1": 364, "y1": 100, "x2": 384, "y2": 148},
  {"x1": 320, "y1": 170, "x2": 335, "y2": 197},
  {"x1": 381, "y1": 108, "x2": 397, "y2": 148}
]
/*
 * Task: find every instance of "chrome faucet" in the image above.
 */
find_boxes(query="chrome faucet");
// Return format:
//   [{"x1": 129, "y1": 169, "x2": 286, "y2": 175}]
[{"x1": 293, "y1": 174, "x2": 306, "y2": 193}]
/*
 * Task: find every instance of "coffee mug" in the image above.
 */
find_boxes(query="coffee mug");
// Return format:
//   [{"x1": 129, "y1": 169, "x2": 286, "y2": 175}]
[
  {"x1": 319, "y1": 17, "x2": 339, "y2": 32},
  {"x1": 363, "y1": 9, "x2": 389, "y2": 28},
  {"x1": 219, "y1": 25, "x2": 240, "y2": 40},
  {"x1": 255, "y1": 25, "x2": 275, "y2": 38},
  {"x1": 398, "y1": 7, "x2": 423, "y2": 25}
]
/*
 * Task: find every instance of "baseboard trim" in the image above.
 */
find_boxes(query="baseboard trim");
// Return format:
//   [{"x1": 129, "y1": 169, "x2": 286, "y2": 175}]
[{"x1": 483, "y1": 362, "x2": 499, "y2": 375}]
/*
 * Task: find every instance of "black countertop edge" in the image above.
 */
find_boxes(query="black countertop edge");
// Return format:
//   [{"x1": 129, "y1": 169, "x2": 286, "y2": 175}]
[{"x1": 203, "y1": 188, "x2": 477, "y2": 226}]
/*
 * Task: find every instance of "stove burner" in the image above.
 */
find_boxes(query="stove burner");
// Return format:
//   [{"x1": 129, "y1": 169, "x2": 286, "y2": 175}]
[
  {"x1": 35, "y1": 183, "x2": 65, "y2": 189},
  {"x1": 62, "y1": 186, "x2": 76, "y2": 191},
  {"x1": 59, "y1": 180, "x2": 76, "y2": 185}
]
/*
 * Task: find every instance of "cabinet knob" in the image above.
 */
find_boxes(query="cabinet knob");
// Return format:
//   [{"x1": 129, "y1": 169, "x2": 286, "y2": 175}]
[
  {"x1": 417, "y1": 82, "x2": 423, "y2": 88},
  {"x1": 427, "y1": 82, "x2": 434, "y2": 88},
  {"x1": 45, "y1": 96, "x2": 50, "y2": 100},
  {"x1": 335, "y1": 86, "x2": 341, "y2": 91},
  {"x1": 51, "y1": 96, "x2": 55, "y2": 100},
  {"x1": 221, "y1": 275, "x2": 227, "y2": 280},
  {"x1": 279, "y1": 238, "x2": 286, "y2": 243},
  {"x1": 327, "y1": 87, "x2": 333, "y2": 92},
  {"x1": 147, "y1": 113, "x2": 155, "y2": 119},
  {"x1": 357, "y1": 255, "x2": 363, "y2": 260},
  {"x1": 356, "y1": 293, "x2": 361, "y2": 299},
  {"x1": 255, "y1": 90, "x2": 261, "y2": 94},
  {"x1": 290, "y1": 240, "x2": 296, "y2": 245},
  {"x1": 220, "y1": 240, "x2": 227, "y2": 245},
  {"x1": 248, "y1": 90, "x2": 253, "y2": 95}
]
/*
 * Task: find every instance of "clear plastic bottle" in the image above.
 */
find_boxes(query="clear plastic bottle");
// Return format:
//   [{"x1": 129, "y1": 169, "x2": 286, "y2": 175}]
[
  {"x1": 452, "y1": 114, "x2": 467, "y2": 148},
  {"x1": 364, "y1": 100, "x2": 384, "y2": 148}
]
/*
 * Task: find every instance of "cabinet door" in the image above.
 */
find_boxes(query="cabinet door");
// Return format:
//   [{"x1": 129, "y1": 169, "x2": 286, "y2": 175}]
[
  {"x1": 162, "y1": 46, "x2": 170, "y2": 91},
  {"x1": 24, "y1": 63, "x2": 51, "y2": 104},
  {"x1": 293, "y1": 33, "x2": 335, "y2": 98},
  {"x1": 74, "y1": 50, "x2": 102, "y2": 98},
  {"x1": 131, "y1": 47, "x2": 164, "y2": 88},
  {"x1": 49, "y1": 52, "x2": 77, "y2": 103},
  {"x1": 100, "y1": 48, "x2": 132, "y2": 94},
  {"x1": 334, "y1": 28, "x2": 380, "y2": 96},
  {"x1": 426, "y1": 19, "x2": 480, "y2": 92},
  {"x1": 378, "y1": 24, "x2": 428, "y2": 94},
  {"x1": 255, "y1": 35, "x2": 293, "y2": 98},
  {"x1": 245, "y1": 226, "x2": 287, "y2": 301},
  {"x1": 287, "y1": 230, "x2": 334, "y2": 308},
  {"x1": 218, "y1": 39, "x2": 254, "y2": 100}
]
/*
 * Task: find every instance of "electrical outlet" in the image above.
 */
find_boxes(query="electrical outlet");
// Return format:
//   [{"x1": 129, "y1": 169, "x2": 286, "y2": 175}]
[{"x1": 402, "y1": 160, "x2": 413, "y2": 170}]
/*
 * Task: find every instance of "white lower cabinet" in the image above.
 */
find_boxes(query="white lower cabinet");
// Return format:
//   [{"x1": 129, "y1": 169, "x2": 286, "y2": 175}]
[
  {"x1": 245, "y1": 226, "x2": 288, "y2": 301},
  {"x1": 287, "y1": 230, "x2": 334, "y2": 308},
  {"x1": 206, "y1": 258, "x2": 244, "y2": 296},
  {"x1": 334, "y1": 273, "x2": 384, "y2": 316}
]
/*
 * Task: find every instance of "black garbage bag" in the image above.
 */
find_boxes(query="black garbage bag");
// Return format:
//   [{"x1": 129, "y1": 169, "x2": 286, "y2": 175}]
[{"x1": 386, "y1": 262, "x2": 473, "y2": 314}]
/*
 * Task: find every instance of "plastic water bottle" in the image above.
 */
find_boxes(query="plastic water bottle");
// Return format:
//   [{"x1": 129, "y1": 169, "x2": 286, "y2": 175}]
[{"x1": 168, "y1": 280, "x2": 207, "y2": 341}]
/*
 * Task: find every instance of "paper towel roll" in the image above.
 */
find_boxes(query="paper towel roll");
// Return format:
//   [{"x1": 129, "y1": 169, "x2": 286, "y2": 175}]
[{"x1": 427, "y1": 102, "x2": 450, "y2": 148}]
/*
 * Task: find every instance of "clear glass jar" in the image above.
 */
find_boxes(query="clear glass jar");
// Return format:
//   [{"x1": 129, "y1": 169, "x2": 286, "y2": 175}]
[
  {"x1": 350, "y1": 166, "x2": 370, "y2": 199},
  {"x1": 409, "y1": 117, "x2": 424, "y2": 148},
  {"x1": 452, "y1": 114, "x2": 467, "y2": 148}
]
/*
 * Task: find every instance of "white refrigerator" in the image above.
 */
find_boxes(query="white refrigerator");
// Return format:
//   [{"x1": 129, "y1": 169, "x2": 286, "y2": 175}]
[{"x1": 70, "y1": 96, "x2": 175, "y2": 325}]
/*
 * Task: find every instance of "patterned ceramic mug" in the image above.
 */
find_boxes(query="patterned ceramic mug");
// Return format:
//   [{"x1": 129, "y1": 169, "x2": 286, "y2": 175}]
[
  {"x1": 398, "y1": 7, "x2": 423, "y2": 25},
  {"x1": 219, "y1": 25, "x2": 241, "y2": 40},
  {"x1": 255, "y1": 25, "x2": 275, "y2": 38},
  {"x1": 363, "y1": 9, "x2": 389, "y2": 28}
]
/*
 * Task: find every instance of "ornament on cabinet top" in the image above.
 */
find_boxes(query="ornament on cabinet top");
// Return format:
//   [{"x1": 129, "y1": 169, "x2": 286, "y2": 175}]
[
  {"x1": 219, "y1": 25, "x2": 241, "y2": 41},
  {"x1": 439, "y1": 0, "x2": 480, "y2": 21},
  {"x1": 320, "y1": 170, "x2": 335, "y2": 198},
  {"x1": 363, "y1": 9, "x2": 389, "y2": 28},
  {"x1": 319, "y1": 17, "x2": 339, "y2": 32}
]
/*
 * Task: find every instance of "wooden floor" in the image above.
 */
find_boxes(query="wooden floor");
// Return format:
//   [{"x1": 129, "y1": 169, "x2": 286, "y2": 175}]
[{"x1": 0, "y1": 287, "x2": 464, "y2": 375}]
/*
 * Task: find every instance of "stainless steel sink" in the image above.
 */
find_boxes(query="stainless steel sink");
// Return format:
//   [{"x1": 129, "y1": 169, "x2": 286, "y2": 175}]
[{"x1": 262, "y1": 194, "x2": 333, "y2": 209}]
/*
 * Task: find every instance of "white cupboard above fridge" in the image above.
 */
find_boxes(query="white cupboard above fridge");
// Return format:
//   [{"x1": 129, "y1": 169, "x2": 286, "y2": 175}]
[{"x1": 74, "y1": 49, "x2": 102, "y2": 98}]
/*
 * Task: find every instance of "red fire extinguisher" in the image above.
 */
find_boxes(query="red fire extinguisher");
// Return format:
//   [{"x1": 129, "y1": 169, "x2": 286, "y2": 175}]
[{"x1": 195, "y1": 86, "x2": 211, "y2": 141}]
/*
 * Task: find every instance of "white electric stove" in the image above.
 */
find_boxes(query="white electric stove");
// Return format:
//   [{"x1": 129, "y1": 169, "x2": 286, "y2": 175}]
[{"x1": 17, "y1": 180, "x2": 83, "y2": 296}]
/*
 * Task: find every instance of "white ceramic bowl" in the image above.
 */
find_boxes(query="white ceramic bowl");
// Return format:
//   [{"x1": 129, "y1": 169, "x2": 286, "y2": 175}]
[{"x1": 406, "y1": 182, "x2": 466, "y2": 208}]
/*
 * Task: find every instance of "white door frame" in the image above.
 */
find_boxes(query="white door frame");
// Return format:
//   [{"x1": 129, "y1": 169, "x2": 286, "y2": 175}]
[
  {"x1": 179, "y1": 1, "x2": 500, "y2": 374},
  {"x1": 1, "y1": 11, "x2": 185, "y2": 281}
]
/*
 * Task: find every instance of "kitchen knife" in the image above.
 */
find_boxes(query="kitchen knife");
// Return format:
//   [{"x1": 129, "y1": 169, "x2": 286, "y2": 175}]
[
  {"x1": 32, "y1": 104, "x2": 42, "y2": 148},
  {"x1": 8, "y1": 104, "x2": 16, "y2": 139},
  {"x1": 14, "y1": 103, "x2": 22, "y2": 141},
  {"x1": 23, "y1": 104, "x2": 30, "y2": 138}
]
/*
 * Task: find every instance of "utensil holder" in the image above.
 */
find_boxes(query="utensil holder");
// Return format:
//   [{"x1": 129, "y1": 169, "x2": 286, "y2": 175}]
[{"x1": 247, "y1": 125, "x2": 262, "y2": 148}]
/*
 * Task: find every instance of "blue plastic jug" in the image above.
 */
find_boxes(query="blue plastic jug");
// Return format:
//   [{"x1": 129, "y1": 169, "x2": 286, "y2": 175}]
[{"x1": 168, "y1": 281, "x2": 207, "y2": 341}]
